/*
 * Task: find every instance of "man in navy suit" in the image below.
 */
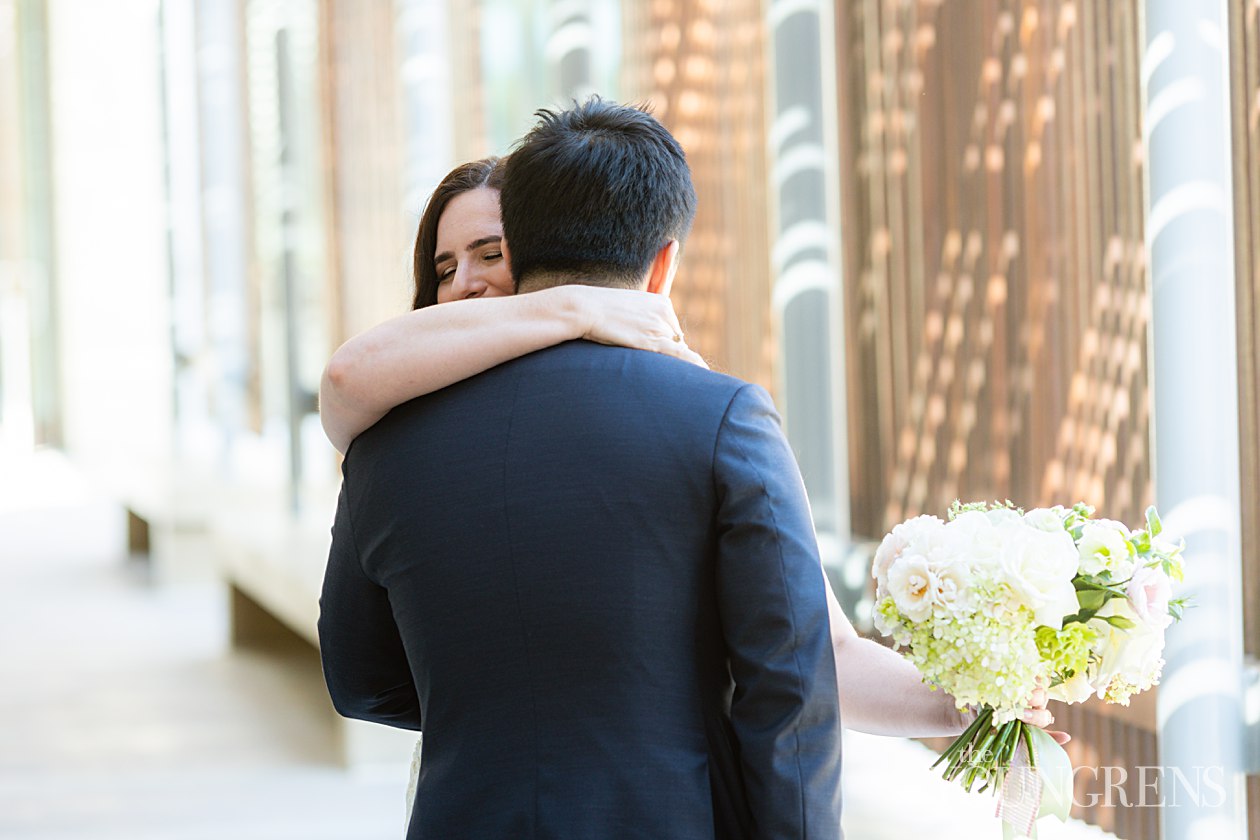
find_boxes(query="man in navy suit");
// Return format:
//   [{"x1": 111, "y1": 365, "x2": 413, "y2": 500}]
[{"x1": 318, "y1": 99, "x2": 843, "y2": 839}]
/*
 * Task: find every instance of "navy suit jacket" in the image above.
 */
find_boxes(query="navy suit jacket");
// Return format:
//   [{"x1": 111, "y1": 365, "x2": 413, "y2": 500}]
[{"x1": 318, "y1": 341, "x2": 843, "y2": 839}]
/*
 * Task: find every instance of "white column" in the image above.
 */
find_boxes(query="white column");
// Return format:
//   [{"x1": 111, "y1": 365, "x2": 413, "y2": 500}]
[
  {"x1": 764, "y1": 0, "x2": 857, "y2": 607},
  {"x1": 396, "y1": 0, "x2": 456, "y2": 232},
  {"x1": 48, "y1": 0, "x2": 172, "y2": 474},
  {"x1": 195, "y1": 0, "x2": 253, "y2": 466},
  {"x1": 1143, "y1": 1, "x2": 1249, "y2": 837}
]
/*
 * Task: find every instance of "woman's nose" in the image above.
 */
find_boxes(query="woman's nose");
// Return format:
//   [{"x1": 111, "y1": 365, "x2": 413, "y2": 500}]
[{"x1": 451, "y1": 264, "x2": 487, "y2": 299}]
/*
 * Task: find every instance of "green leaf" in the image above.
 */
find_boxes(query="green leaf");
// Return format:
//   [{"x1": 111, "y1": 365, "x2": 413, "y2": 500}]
[
  {"x1": 1133, "y1": 531, "x2": 1152, "y2": 554},
  {"x1": 1076, "y1": 589, "x2": 1108, "y2": 612},
  {"x1": 1162, "y1": 556, "x2": 1185, "y2": 583},
  {"x1": 1146, "y1": 505, "x2": 1163, "y2": 537},
  {"x1": 1029, "y1": 727, "x2": 1074, "y2": 824},
  {"x1": 1061, "y1": 609, "x2": 1096, "y2": 625},
  {"x1": 1102, "y1": 614, "x2": 1136, "y2": 629},
  {"x1": 1168, "y1": 596, "x2": 1194, "y2": 622},
  {"x1": 1074, "y1": 576, "x2": 1126, "y2": 596}
]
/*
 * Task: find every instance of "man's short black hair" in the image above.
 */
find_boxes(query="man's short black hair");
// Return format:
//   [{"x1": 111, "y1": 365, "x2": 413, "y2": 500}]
[{"x1": 500, "y1": 97, "x2": 698, "y2": 289}]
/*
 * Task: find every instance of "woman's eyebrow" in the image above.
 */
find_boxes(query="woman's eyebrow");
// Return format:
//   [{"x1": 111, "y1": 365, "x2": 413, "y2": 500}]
[
  {"x1": 465, "y1": 235, "x2": 502, "y2": 251},
  {"x1": 434, "y1": 236, "x2": 502, "y2": 266}
]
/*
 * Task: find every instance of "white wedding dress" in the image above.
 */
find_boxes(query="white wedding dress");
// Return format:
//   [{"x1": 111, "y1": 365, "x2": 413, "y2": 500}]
[{"x1": 404, "y1": 736, "x2": 423, "y2": 829}]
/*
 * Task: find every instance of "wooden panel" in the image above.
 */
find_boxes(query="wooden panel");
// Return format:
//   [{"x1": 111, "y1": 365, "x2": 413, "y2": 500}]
[
  {"x1": 836, "y1": 0, "x2": 1151, "y2": 541},
  {"x1": 320, "y1": 0, "x2": 410, "y2": 342},
  {"x1": 1229, "y1": 1, "x2": 1260, "y2": 836},
  {"x1": 1230, "y1": 0, "x2": 1260, "y2": 663},
  {"x1": 448, "y1": 1, "x2": 487, "y2": 162},
  {"x1": 835, "y1": 1, "x2": 1157, "y2": 836},
  {"x1": 621, "y1": 0, "x2": 775, "y2": 393}
]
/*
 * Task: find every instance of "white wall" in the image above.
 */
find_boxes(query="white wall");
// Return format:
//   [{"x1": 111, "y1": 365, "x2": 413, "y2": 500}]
[{"x1": 48, "y1": 0, "x2": 172, "y2": 474}]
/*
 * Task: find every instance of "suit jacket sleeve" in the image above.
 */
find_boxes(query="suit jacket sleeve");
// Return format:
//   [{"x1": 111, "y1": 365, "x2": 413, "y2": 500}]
[
  {"x1": 317, "y1": 479, "x2": 423, "y2": 730},
  {"x1": 713, "y1": 383, "x2": 843, "y2": 839}
]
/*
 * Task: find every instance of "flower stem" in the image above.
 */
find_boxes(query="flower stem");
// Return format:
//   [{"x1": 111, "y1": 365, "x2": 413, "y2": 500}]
[{"x1": 932, "y1": 706, "x2": 991, "y2": 770}]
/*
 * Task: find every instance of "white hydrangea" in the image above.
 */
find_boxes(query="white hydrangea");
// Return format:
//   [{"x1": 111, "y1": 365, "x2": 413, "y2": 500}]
[{"x1": 876, "y1": 579, "x2": 1043, "y2": 723}]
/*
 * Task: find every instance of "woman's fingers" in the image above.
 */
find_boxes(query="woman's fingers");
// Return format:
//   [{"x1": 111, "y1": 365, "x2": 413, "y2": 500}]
[
  {"x1": 581, "y1": 288, "x2": 707, "y2": 368},
  {"x1": 636, "y1": 294, "x2": 705, "y2": 367},
  {"x1": 1019, "y1": 708, "x2": 1053, "y2": 728},
  {"x1": 1029, "y1": 686, "x2": 1048, "y2": 710},
  {"x1": 1021, "y1": 682, "x2": 1072, "y2": 743}
]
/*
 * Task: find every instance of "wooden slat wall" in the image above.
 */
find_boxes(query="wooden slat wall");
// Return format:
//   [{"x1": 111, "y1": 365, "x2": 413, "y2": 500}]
[
  {"x1": 448, "y1": 2, "x2": 488, "y2": 163},
  {"x1": 620, "y1": 0, "x2": 776, "y2": 392},
  {"x1": 320, "y1": 0, "x2": 410, "y2": 342},
  {"x1": 318, "y1": 0, "x2": 488, "y2": 349},
  {"x1": 1229, "y1": 0, "x2": 1260, "y2": 678},
  {"x1": 835, "y1": 1, "x2": 1156, "y2": 836},
  {"x1": 836, "y1": 0, "x2": 1151, "y2": 539},
  {"x1": 1228, "y1": 0, "x2": 1260, "y2": 833}
]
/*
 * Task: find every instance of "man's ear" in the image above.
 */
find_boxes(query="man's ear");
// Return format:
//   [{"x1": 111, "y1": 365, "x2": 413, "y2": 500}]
[
  {"x1": 500, "y1": 238, "x2": 518, "y2": 290},
  {"x1": 645, "y1": 240, "x2": 680, "y2": 297}
]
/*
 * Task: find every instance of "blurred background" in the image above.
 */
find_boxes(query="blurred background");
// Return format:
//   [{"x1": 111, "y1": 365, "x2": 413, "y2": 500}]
[{"x1": 1, "y1": 0, "x2": 1257, "y2": 838}]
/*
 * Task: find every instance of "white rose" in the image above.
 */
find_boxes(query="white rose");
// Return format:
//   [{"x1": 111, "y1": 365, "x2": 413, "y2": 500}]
[
  {"x1": 985, "y1": 507, "x2": 1023, "y2": 526},
  {"x1": 1024, "y1": 507, "x2": 1067, "y2": 533},
  {"x1": 946, "y1": 510, "x2": 992, "y2": 538},
  {"x1": 886, "y1": 553, "x2": 938, "y2": 622},
  {"x1": 1048, "y1": 669, "x2": 1095, "y2": 705},
  {"x1": 872, "y1": 533, "x2": 904, "y2": 597},
  {"x1": 995, "y1": 521, "x2": 1081, "y2": 629},
  {"x1": 1078, "y1": 520, "x2": 1136, "y2": 579},
  {"x1": 942, "y1": 511, "x2": 1004, "y2": 574},
  {"x1": 1090, "y1": 599, "x2": 1166, "y2": 692},
  {"x1": 873, "y1": 515, "x2": 943, "y2": 594},
  {"x1": 1125, "y1": 565, "x2": 1173, "y2": 629},
  {"x1": 930, "y1": 557, "x2": 974, "y2": 613}
]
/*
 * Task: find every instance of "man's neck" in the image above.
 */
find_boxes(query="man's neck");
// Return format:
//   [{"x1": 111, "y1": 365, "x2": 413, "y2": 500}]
[{"x1": 516, "y1": 272, "x2": 643, "y2": 294}]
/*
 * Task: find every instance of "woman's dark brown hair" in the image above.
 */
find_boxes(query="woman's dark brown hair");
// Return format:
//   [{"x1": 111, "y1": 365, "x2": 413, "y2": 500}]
[{"x1": 411, "y1": 157, "x2": 506, "y2": 309}]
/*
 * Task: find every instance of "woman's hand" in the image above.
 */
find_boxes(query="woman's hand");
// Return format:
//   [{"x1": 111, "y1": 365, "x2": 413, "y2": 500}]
[
  {"x1": 567, "y1": 285, "x2": 708, "y2": 368},
  {"x1": 1020, "y1": 682, "x2": 1072, "y2": 745},
  {"x1": 320, "y1": 284, "x2": 708, "y2": 453}
]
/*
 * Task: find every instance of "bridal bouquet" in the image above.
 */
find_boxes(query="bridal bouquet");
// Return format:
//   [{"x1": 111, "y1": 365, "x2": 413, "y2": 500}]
[{"x1": 872, "y1": 501, "x2": 1187, "y2": 837}]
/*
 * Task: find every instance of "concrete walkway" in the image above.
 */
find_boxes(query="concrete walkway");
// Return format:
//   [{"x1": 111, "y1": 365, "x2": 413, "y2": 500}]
[{"x1": 0, "y1": 449, "x2": 1118, "y2": 839}]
